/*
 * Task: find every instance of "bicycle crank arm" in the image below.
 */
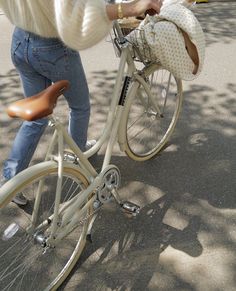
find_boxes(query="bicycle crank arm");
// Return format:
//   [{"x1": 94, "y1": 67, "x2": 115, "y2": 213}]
[{"x1": 120, "y1": 201, "x2": 140, "y2": 217}]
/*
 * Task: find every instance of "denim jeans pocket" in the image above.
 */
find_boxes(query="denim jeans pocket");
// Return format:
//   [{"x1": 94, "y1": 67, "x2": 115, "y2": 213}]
[
  {"x1": 32, "y1": 43, "x2": 70, "y2": 77},
  {"x1": 11, "y1": 40, "x2": 22, "y2": 67}
]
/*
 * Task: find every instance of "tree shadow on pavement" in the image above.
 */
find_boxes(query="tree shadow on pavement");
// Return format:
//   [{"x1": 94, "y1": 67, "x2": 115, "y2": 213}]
[
  {"x1": 195, "y1": 2, "x2": 236, "y2": 46},
  {"x1": 60, "y1": 195, "x2": 203, "y2": 291},
  {"x1": 1, "y1": 60, "x2": 236, "y2": 290},
  {"x1": 1, "y1": 5, "x2": 236, "y2": 288},
  {"x1": 58, "y1": 62, "x2": 236, "y2": 290}
]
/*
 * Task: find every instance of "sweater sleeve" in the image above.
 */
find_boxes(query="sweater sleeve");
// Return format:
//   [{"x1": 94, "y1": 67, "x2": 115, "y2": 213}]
[{"x1": 54, "y1": 0, "x2": 112, "y2": 50}]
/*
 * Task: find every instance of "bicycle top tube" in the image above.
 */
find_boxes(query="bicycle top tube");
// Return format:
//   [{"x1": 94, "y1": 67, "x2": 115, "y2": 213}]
[{"x1": 6, "y1": 80, "x2": 70, "y2": 121}]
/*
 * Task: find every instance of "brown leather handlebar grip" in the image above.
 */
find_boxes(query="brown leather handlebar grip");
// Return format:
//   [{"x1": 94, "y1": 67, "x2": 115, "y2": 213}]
[{"x1": 145, "y1": 9, "x2": 157, "y2": 16}]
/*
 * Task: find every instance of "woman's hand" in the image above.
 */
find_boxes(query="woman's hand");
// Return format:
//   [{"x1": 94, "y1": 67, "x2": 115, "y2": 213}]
[{"x1": 106, "y1": 0, "x2": 163, "y2": 21}]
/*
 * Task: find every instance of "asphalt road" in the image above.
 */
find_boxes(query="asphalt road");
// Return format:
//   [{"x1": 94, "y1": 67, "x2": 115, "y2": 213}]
[{"x1": 0, "y1": 2, "x2": 236, "y2": 290}]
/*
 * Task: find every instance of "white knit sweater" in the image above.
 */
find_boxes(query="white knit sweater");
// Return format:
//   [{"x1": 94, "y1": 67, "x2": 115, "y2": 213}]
[{"x1": 0, "y1": 0, "x2": 112, "y2": 50}]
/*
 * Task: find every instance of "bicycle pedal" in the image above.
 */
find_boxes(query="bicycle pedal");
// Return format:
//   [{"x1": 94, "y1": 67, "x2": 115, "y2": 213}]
[{"x1": 120, "y1": 201, "x2": 140, "y2": 217}]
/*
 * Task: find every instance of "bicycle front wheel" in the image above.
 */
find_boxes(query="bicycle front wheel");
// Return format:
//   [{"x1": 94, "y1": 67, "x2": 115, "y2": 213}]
[
  {"x1": 0, "y1": 162, "x2": 92, "y2": 291},
  {"x1": 122, "y1": 65, "x2": 183, "y2": 161}
]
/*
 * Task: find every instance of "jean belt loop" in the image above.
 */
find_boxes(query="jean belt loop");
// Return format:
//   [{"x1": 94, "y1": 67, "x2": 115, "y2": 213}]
[{"x1": 25, "y1": 32, "x2": 30, "y2": 42}]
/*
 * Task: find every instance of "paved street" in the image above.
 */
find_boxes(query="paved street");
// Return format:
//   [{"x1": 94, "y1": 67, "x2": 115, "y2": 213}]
[{"x1": 0, "y1": 1, "x2": 236, "y2": 290}]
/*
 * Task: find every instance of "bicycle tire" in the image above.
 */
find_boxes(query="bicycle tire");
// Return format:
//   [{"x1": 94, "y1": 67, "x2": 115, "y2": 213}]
[
  {"x1": 0, "y1": 162, "x2": 93, "y2": 291},
  {"x1": 121, "y1": 64, "x2": 183, "y2": 161}
]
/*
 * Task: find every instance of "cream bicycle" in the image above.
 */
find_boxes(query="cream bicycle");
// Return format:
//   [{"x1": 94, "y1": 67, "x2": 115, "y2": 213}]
[{"x1": 0, "y1": 19, "x2": 183, "y2": 291}]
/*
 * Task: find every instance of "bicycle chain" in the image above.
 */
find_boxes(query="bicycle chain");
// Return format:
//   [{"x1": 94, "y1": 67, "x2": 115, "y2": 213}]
[{"x1": 78, "y1": 199, "x2": 103, "y2": 226}]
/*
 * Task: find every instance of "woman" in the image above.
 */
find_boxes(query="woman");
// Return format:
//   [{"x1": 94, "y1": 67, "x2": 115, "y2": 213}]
[{"x1": 0, "y1": 0, "x2": 163, "y2": 205}]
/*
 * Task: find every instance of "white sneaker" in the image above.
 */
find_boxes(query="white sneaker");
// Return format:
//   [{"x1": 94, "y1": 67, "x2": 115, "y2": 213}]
[
  {"x1": 85, "y1": 139, "x2": 97, "y2": 151},
  {"x1": 12, "y1": 193, "x2": 28, "y2": 206}
]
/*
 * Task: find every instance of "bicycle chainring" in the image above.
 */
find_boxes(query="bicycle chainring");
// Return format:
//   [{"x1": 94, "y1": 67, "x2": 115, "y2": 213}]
[{"x1": 97, "y1": 166, "x2": 121, "y2": 203}]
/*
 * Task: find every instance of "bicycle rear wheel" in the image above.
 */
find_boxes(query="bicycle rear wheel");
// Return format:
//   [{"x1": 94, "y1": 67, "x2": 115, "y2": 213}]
[
  {"x1": 122, "y1": 65, "x2": 183, "y2": 161},
  {"x1": 0, "y1": 163, "x2": 92, "y2": 291}
]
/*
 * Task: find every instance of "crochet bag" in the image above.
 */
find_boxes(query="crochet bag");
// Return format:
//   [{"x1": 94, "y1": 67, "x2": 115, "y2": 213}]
[{"x1": 127, "y1": 4, "x2": 205, "y2": 81}]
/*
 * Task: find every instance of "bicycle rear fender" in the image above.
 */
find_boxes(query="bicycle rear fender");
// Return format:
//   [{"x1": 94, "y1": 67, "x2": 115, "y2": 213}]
[{"x1": 0, "y1": 161, "x2": 89, "y2": 208}]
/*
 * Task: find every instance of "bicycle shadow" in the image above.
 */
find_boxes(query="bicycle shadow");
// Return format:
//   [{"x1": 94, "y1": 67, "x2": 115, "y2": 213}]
[{"x1": 60, "y1": 194, "x2": 203, "y2": 290}]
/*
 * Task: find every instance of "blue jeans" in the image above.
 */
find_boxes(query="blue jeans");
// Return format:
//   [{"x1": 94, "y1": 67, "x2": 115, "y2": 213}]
[{"x1": 3, "y1": 27, "x2": 90, "y2": 179}]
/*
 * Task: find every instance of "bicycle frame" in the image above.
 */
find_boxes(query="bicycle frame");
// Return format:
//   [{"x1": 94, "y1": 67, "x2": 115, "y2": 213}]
[
  {"x1": 28, "y1": 21, "x2": 142, "y2": 242},
  {"x1": 0, "y1": 20, "x2": 165, "y2": 243}
]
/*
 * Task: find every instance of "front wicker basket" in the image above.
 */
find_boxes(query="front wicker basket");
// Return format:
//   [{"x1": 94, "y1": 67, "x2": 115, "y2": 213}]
[
  {"x1": 118, "y1": 17, "x2": 141, "y2": 36},
  {"x1": 118, "y1": 17, "x2": 155, "y2": 64}
]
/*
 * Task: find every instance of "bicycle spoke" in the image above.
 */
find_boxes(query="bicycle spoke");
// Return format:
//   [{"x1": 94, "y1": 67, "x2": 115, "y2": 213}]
[{"x1": 124, "y1": 66, "x2": 182, "y2": 160}]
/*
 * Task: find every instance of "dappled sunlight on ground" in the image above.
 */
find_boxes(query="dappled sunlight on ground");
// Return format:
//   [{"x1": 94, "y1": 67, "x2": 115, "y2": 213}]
[{"x1": 1, "y1": 2, "x2": 236, "y2": 290}]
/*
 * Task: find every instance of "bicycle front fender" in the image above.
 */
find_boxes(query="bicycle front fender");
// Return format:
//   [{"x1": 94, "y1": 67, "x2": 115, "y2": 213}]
[
  {"x1": 118, "y1": 79, "x2": 140, "y2": 152},
  {"x1": 118, "y1": 64, "x2": 166, "y2": 152}
]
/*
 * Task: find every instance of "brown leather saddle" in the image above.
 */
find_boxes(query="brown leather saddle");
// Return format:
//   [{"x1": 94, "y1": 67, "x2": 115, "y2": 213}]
[{"x1": 6, "y1": 80, "x2": 70, "y2": 121}]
